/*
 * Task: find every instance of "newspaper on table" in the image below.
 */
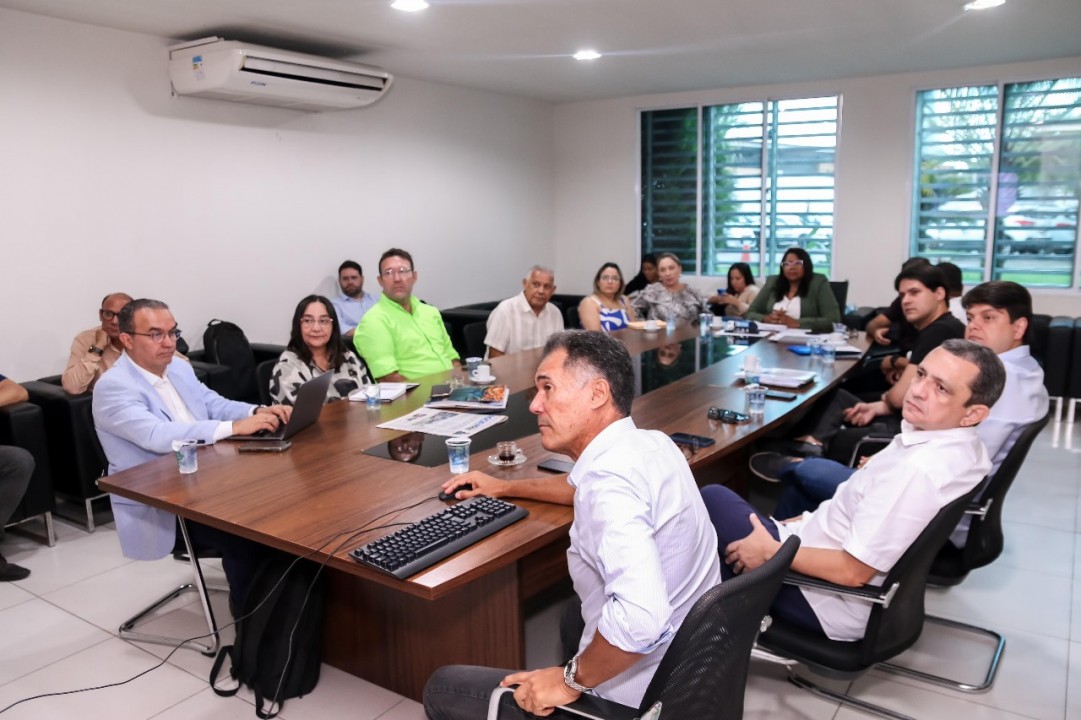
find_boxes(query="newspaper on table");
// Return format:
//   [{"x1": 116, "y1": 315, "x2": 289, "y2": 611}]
[{"x1": 377, "y1": 407, "x2": 508, "y2": 437}]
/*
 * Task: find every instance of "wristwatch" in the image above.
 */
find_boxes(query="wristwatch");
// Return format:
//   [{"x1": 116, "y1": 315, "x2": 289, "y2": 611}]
[
  {"x1": 563, "y1": 655, "x2": 593, "y2": 693},
  {"x1": 88, "y1": 345, "x2": 105, "y2": 357}
]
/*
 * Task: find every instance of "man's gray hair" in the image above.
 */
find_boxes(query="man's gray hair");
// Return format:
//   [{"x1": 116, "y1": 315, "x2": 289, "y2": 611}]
[
  {"x1": 540, "y1": 330, "x2": 634, "y2": 417},
  {"x1": 118, "y1": 299, "x2": 170, "y2": 334},
  {"x1": 939, "y1": 338, "x2": 1005, "y2": 408},
  {"x1": 527, "y1": 265, "x2": 555, "y2": 281}
]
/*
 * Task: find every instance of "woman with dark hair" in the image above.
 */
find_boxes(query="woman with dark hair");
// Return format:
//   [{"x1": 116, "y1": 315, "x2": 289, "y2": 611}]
[
  {"x1": 631, "y1": 252, "x2": 708, "y2": 325},
  {"x1": 709, "y1": 262, "x2": 760, "y2": 317},
  {"x1": 578, "y1": 262, "x2": 638, "y2": 332},
  {"x1": 745, "y1": 248, "x2": 840, "y2": 331},
  {"x1": 269, "y1": 295, "x2": 371, "y2": 405},
  {"x1": 624, "y1": 253, "x2": 659, "y2": 297}
]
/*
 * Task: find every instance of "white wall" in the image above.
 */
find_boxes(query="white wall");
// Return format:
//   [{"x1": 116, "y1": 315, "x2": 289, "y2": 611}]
[
  {"x1": 551, "y1": 56, "x2": 1081, "y2": 315},
  {"x1": 0, "y1": 8, "x2": 555, "y2": 382}
]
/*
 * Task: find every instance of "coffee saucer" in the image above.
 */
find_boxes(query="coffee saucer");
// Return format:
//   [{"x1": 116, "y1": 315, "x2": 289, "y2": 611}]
[
  {"x1": 471, "y1": 376, "x2": 497, "y2": 386},
  {"x1": 487, "y1": 452, "x2": 526, "y2": 467}
]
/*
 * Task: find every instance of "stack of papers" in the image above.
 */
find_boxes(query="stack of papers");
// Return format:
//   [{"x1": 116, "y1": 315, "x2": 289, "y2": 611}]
[
  {"x1": 377, "y1": 408, "x2": 508, "y2": 437},
  {"x1": 347, "y1": 383, "x2": 418, "y2": 403},
  {"x1": 737, "y1": 367, "x2": 817, "y2": 388}
]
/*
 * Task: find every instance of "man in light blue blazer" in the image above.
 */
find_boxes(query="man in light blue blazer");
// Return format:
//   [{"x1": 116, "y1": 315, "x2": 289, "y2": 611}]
[{"x1": 93, "y1": 298, "x2": 291, "y2": 609}]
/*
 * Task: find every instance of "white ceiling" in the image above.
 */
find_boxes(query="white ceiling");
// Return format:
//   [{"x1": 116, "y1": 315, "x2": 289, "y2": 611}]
[{"x1": 3, "y1": 0, "x2": 1080, "y2": 103}]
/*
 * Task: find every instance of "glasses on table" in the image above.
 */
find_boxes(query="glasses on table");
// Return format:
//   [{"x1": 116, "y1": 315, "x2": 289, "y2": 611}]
[
  {"x1": 380, "y1": 267, "x2": 414, "y2": 278},
  {"x1": 301, "y1": 317, "x2": 334, "y2": 327},
  {"x1": 129, "y1": 329, "x2": 182, "y2": 344}
]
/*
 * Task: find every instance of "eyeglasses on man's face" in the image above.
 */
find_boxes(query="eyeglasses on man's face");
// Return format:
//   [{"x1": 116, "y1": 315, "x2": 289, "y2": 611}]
[
  {"x1": 129, "y1": 328, "x2": 182, "y2": 344},
  {"x1": 301, "y1": 317, "x2": 334, "y2": 327},
  {"x1": 782, "y1": 260, "x2": 804, "y2": 268},
  {"x1": 380, "y1": 267, "x2": 414, "y2": 278},
  {"x1": 100, "y1": 309, "x2": 119, "y2": 321}
]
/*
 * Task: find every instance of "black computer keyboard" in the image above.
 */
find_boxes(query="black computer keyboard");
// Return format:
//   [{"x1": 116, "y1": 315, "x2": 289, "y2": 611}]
[{"x1": 349, "y1": 496, "x2": 528, "y2": 579}]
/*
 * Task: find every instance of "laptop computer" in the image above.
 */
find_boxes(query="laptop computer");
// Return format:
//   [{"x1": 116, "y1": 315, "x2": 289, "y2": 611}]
[{"x1": 228, "y1": 371, "x2": 334, "y2": 441}]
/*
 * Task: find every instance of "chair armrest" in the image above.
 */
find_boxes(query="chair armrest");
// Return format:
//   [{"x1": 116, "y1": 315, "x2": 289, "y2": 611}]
[
  {"x1": 783, "y1": 571, "x2": 900, "y2": 608},
  {"x1": 964, "y1": 497, "x2": 993, "y2": 518}
]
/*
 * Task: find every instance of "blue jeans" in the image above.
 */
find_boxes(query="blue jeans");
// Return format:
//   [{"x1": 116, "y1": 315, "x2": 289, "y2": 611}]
[
  {"x1": 772, "y1": 458, "x2": 855, "y2": 521},
  {"x1": 700, "y1": 484, "x2": 823, "y2": 635}
]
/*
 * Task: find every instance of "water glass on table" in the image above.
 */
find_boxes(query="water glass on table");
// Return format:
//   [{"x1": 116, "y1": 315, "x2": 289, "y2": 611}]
[
  {"x1": 446, "y1": 437, "x2": 472, "y2": 474},
  {"x1": 744, "y1": 384, "x2": 767, "y2": 418},
  {"x1": 360, "y1": 382, "x2": 381, "y2": 408},
  {"x1": 172, "y1": 440, "x2": 198, "y2": 474}
]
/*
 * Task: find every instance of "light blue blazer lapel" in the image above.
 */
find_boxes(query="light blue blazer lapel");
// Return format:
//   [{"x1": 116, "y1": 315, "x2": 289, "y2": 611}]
[{"x1": 118, "y1": 354, "x2": 175, "y2": 421}]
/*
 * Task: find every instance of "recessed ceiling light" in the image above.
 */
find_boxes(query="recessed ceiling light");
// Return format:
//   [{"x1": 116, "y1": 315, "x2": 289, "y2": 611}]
[
  {"x1": 963, "y1": 0, "x2": 1005, "y2": 10},
  {"x1": 391, "y1": 0, "x2": 428, "y2": 12},
  {"x1": 573, "y1": 50, "x2": 602, "y2": 61}
]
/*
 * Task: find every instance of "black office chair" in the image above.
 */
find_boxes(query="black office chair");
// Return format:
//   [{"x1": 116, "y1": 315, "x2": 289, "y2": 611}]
[
  {"x1": 828, "y1": 280, "x2": 849, "y2": 310},
  {"x1": 869, "y1": 412, "x2": 1051, "y2": 695},
  {"x1": 565, "y1": 305, "x2": 581, "y2": 330},
  {"x1": 0, "y1": 401, "x2": 56, "y2": 545},
  {"x1": 255, "y1": 359, "x2": 277, "y2": 406},
  {"x1": 463, "y1": 321, "x2": 488, "y2": 359},
  {"x1": 487, "y1": 537, "x2": 801, "y2": 720},
  {"x1": 755, "y1": 485, "x2": 979, "y2": 720}
]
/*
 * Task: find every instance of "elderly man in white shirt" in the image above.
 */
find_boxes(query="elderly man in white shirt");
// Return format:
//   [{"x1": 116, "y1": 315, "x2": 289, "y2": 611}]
[
  {"x1": 484, "y1": 266, "x2": 565, "y2": 358},
  {"x1": 706, "y1": 339, "x2": 1004, "y2": 641},
  {"x1": 423, "y1": 330, "x2": 720, "y2": 718}
]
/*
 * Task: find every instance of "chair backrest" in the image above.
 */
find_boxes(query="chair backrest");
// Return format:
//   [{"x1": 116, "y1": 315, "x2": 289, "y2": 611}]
[
  {"x1": 637, "y1": 536, "x2": 800, "y2": 719},
  {"x1": 255, "y1": 359, "x2": 277, "y2": 406},
  {"x1": 565, "y1": 305, "x2": 581, "y2": 330},
  {"x1": 202, "y1": 319, "x2": 258, "y2": 402},
  {"x1": 959, "y1": 412, "x2": 1051, "y2": 570},
  {"x1": 829, "y1": 280, "x2": 849, "y2": 310},
  {"x1": 860, "y1": 484, "x2": 980, "y2": 665},
  {"x1": 463, "y1": 321, "x2": 488, "y2": 359}
]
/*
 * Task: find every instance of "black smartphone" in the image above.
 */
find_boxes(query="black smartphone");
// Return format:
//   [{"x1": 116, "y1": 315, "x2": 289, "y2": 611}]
[
  {"x1": 538, "y1": 458, "x2": 575, "y2": 474},
  {"x1": 430, "y1": 384, "x2": 451, "y2": 399},
  {"x1": 765, "y1": 390, "x2": 797, "y2": 401},
  {"x1": 706, "y1": 407, "x2": 751, "y2": 424},
  {"x1": 238, "y1": 441, "x2": 292, "y2": 453},
  {"x1": 669, "y1": 432, "x2": 718, "y2": 447}
]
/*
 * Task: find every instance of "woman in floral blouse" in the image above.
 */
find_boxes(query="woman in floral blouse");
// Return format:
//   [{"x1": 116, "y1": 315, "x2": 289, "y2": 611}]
[
  {"x1": 269, "y1": 295, "x2": 371, "y2": 405},
  {"x1": 631, "y1": 252, "x2": 707, "y2": 325}
]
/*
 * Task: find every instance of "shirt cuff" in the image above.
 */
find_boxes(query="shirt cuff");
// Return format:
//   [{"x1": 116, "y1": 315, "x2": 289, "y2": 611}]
[{"x1": 212, "y1": 422, "x2": 235, "y2": 443}]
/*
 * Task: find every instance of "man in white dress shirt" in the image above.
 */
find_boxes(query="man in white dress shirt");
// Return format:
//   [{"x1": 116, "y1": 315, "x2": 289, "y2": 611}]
[
  {"x1": 707, "y1": 339, "x2": 1004, "y2": 641},
  {"x1": 424, "y1": 330, "x2": 721, "y2": 718},
  {"x1": 484, "y1": 266, "x2": 564, "y2": 358}
]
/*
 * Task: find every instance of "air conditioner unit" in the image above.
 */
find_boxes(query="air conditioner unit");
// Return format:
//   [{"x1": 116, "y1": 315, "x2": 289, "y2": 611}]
[{"x1": 168, "y1": 37, "x2": 392, "y2": 111}]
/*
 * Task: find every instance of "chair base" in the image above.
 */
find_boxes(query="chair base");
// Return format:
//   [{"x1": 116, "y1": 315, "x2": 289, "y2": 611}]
[
  {"x1": 752, "y1": 647, "x2": 914, "y2": 720},
  {"x1": 4, "y1": 511, "x2": 56, "y2": 547},
  {"x1": 117, "y1": 520, "x2": 223, "y2": 656},
  {"x1": 876, "y1": 614, "x2": 1004, "y2": 693},
  {"x1": 53, "y1": 492, "x2": 110, "y2": 532},
  {"x1": 787, "y1": 669, "x2": 914, "y2": 720}
]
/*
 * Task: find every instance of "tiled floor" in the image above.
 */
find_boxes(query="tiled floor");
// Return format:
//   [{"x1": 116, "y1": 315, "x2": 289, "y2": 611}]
[{"x1": 0, "y1": 420, "x2": 1078, "y2": 719}]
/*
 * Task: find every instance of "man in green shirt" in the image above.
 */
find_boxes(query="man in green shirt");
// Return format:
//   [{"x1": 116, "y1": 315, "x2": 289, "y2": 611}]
[{"x1": 355, "y1": 248, "x2": 460, "y2": 381}]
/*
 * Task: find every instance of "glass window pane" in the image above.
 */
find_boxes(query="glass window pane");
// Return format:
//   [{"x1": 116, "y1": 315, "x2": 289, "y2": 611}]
[
  {"x1": 641, "y1": 108, "x2": 699, "y2": 272},
  {"x1": 911, "y1": 85, "x2": 998, "y2": 280},
  {"x1": 767, "y1": 96, "x2": 837, "y2": 277},
  {"x1": 702, "y1": 102, "x2": 765, "y2": 277},
  {"x1": 993, "y1": 77, "x2": 1081, "y2": 287}
]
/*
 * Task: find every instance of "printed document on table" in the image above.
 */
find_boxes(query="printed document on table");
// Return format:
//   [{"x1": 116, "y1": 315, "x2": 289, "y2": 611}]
[{"x1": 377, "y1": 407, "x2": 508, "y2": 437}]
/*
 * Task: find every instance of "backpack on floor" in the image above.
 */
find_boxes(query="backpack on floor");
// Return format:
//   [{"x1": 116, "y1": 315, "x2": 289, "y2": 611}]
[
  {"x1": 210, "y1": 557, "x2": 325, "y2": 719},
  {"x1": 202, "y1": 319, "x2": 257, "y2": 400}
]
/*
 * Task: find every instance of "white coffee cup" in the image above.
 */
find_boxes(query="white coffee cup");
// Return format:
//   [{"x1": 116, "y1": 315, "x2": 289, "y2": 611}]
[
  {"x1": 643, "y1": 319, "x2": 658, "y2": 331},
  {"x1": 470, "y1": 364, "x2": 493, "y2": 382}
]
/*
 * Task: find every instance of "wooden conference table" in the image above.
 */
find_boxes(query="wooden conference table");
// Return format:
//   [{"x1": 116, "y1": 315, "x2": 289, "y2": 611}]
[{"x1": 100, "y1": 325, "x2": 868, "y2": 700}]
